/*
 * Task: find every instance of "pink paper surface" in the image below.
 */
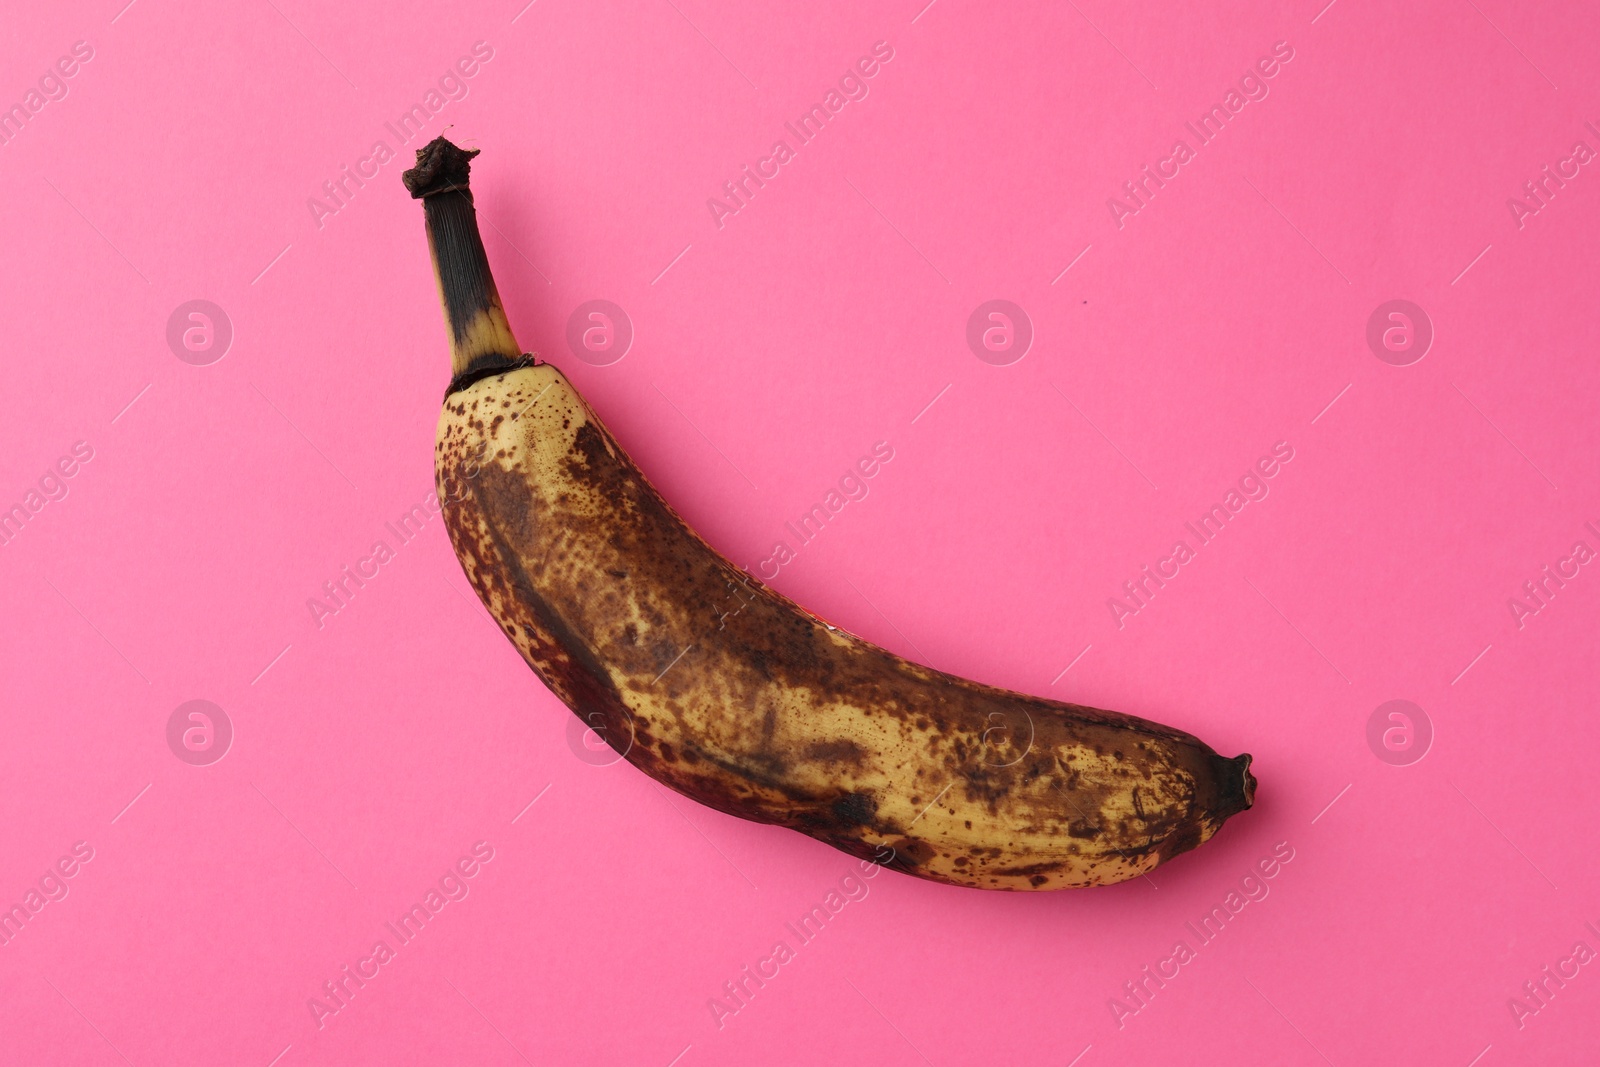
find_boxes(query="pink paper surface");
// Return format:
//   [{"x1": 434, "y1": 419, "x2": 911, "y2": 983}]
[{"x1": 3, "y1": 1, "x2": 1598, "y2": 1063}]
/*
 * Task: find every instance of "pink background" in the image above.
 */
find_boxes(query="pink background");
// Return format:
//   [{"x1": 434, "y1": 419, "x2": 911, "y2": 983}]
[{"x1": 2, "y1": 0, "x2": 1598, "y2": 1063}]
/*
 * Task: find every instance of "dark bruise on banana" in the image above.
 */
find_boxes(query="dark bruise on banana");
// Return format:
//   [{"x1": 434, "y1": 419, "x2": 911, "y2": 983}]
[{"x1": 410, "y1": 136, "x2": 1255, "y2": 892}]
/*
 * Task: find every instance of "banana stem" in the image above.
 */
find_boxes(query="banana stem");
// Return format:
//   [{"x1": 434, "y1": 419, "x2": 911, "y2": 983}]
[{"x1": 403, "y1": 136, "x2": 524, "y2": 382}]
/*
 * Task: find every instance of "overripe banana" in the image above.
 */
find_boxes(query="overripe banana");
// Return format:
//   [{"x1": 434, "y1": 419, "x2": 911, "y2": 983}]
[{"x1": 404, "y1": 137, "x2": 1255, "y2": 891}]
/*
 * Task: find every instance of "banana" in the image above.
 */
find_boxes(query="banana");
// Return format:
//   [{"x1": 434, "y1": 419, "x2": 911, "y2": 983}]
[{"x1": 404, "y1": 137, "x2": 1255, "y2": 890}]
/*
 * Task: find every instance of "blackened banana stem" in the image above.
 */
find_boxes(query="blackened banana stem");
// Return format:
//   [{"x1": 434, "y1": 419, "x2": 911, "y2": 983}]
[{"x1": 403, "y1": 137, "x2": 523, "y2": 381}]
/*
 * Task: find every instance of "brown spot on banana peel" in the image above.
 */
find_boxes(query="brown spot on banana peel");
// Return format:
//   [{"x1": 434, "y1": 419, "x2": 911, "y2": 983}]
[{"x1": 436, "y1": 364, "x2": 1255, "y2": 891}]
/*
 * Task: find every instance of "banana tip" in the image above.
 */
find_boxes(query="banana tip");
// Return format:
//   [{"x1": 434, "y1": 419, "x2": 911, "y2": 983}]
[{"x1": 1231, "y1": 753, "x2": 1256, "y2": 813}]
